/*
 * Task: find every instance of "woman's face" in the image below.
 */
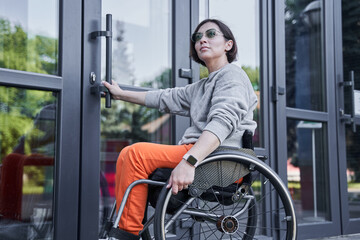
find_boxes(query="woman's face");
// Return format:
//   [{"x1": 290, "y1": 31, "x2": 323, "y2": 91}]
[{"x1": 194, "y1": 22, "x2": 233, "y2": 66}]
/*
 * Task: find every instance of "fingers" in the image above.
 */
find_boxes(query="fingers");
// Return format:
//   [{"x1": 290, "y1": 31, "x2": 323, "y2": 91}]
[
  {"x1": 172, "y1": 184, "x2": 179, "y2": 195},
  {"x1": 166, "y1": 178, "x2": 172, "y2": 189},
  {"x1": 102, "y1": 81, "x2": 112, "y2": 87}
]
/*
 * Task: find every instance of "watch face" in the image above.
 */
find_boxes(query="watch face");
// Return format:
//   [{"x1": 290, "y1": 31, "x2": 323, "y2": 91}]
[{"x1": 187, "y1": 155, "x2": 197, "y2": 166}]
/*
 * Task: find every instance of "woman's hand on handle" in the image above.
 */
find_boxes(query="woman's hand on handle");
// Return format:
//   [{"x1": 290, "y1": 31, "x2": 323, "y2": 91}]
[
  {"x1": 102, "y1": 80, "x2": 147, "y2": 105},
  {"x1": 102, "y1": 80, "x2": 123, "y2": 100}
]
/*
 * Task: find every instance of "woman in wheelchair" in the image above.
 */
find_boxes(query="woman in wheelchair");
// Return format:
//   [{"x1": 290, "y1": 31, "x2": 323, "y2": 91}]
[{"x1": 103, "y1": 19, "x2": 258, "y2": 239}]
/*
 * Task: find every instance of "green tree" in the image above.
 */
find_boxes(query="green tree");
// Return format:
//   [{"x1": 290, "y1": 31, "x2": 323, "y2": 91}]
[
  {"x1": 0, "y1": 17, "x2": 58, "y2": 74},
  {"x1": 101, "y1": 69, "x2": 172, "y2": 144}
]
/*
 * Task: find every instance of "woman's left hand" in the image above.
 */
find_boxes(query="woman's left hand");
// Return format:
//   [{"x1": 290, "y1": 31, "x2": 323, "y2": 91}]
[{"x1": 167, "y1": 160, "x2": 195, "y2": 195}]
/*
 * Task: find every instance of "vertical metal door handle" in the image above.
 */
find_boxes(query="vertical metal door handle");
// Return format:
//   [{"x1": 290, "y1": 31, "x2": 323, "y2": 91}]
[
  {"x1": 104, "y1": 14, "x2": 112, "y2": 108},
  {"x1": 90, "y1": 14, "x2": 113, "y2": 108},
  {"x1": 339, "y1": 70, "x2": 356, "y2": 132}
]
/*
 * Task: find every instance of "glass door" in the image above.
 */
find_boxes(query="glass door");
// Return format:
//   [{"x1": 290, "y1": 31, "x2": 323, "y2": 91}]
[
  {"x1": 0, "y1": 0, "x2": 81, "y2": 239},
  {"x1": 81, "y1": 1, "x2": 192, "y2": 239},
  {"x1": 335, "y1": 0, "x2": 360, "y2": 234},
  {"x1": 278, "y1": 0, "x2": 341, "y2": 238},
  {"x1": 99, "y1": 0, "x2": 174, "y2": 236}
]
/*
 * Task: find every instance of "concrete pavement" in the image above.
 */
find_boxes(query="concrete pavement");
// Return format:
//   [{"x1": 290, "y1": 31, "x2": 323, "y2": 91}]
[{"x1": 310, "y1": 234, "x2": 360, "y2": 240}]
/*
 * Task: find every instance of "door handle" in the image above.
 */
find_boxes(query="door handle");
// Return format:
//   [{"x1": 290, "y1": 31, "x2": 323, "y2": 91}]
[
  {"x1": 90, "y1": 14, "x2": 113, "y2": 108},
  {"x1": 339, "y1": 70, "x2": 356, "y2": 132}
]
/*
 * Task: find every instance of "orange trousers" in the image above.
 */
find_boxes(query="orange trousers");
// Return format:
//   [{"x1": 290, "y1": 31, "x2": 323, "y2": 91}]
[{"x1": 115, "y1": 142, "x2": 194, "y2": 235}]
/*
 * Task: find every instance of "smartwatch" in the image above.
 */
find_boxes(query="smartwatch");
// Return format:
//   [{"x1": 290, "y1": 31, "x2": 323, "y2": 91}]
[{"x1": 183, "y1": 153, "x2": 198, "y2": 167}]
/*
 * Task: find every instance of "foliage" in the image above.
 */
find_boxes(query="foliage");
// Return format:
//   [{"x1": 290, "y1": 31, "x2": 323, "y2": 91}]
[
  {"x1": 141, "y1": 68, "x2": 172, "y2": 89},
  {"x1": 101, "y1": 69, "x2": 172, "y2": 144},
  {"x1": 242, "y1": 65, "x2": 260, "y2": 91},
  {"x1": 0, "y1": 17, "x2": 58, "y2": 162},
  {"x1": 200, "y1": 65, "x2": 209, "y2": 79},
  {"x1": 0, "y1": 86, "x2": 55, "y2": 192},
  {"x1": 0, "y1": 17, "x2": 58, "y2": 74}
]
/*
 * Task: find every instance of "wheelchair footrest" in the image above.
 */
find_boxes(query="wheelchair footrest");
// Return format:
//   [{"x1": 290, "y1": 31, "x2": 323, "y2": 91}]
[{"x1": 108, "y1": 227, "x2": 140, "y2": 240}]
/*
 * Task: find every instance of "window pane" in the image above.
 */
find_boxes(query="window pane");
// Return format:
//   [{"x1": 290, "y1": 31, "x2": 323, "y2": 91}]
[
  {"x1": 0, "y1": 0, "x2": 59, "y2": 75},
  {"x1": 287, "y1": 119, "x2": 330, "y2": 223},
  {"x1": 345, "y1": 125, "x2": 360, "y2": 219},
  {"x1": 204, "y1": 0, "x2": 262, "y2": 147},
  {"x1": 99, "y1": 101, "x2": 172, "y2": 233},
  {"x1": 342, "y1": 0, "x2": 360, "y2": 115},
  {"x1": 342, "y1": 0, "x2": 360, "y2": 219},
  {"x1": 102, "y1": 0, "x2": 172, "y2": 88},
  {"x1": 285, "y1": 0, "x2": 326, "y2": 111},
  {"x1": 0, "y1": 86, "x2": 57, "y2": 239},
  {"x1": 99, "y1": 0, "x2": 172, "y2": 233}
]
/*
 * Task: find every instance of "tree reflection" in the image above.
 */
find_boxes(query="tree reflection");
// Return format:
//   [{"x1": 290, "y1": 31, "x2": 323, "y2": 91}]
[{"x1": 0, "y1": 18, "x2": 58, "y2": 75}]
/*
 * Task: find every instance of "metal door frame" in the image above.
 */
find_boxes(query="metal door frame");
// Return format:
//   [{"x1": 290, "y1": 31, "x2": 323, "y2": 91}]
[{"x1": 273, "y1": 0, "x2": 342, "y2": 238}]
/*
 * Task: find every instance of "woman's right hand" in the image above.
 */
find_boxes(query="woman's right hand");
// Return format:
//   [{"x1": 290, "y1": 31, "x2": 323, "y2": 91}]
[
  {"x1": 102, "y1": 80, "x2": 147, "y2": 105},
  {"x1": 102, "y1": 80, "x2": 124, "y2": 100}
]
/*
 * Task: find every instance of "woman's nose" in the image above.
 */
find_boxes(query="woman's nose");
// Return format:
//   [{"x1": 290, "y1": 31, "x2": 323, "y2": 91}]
[{"x1": 199, "y1": 37, "x2": 207, "y2": 44}]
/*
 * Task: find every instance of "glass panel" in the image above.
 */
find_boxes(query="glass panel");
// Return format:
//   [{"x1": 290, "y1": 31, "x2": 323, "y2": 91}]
[
  {"x1": 342, "y1": 0, "x2": 360, "y2": 115},
  {"x1": 203, "y1": 0, "x2": 262, "y2": 147},
  {"x1": 0, "y1": 0, "x2": 59, "y2": 75},
  {"x1": 285, "y1": 0, "x2": 326, "y2": 111},
  {"x1": 342, "y1": 0, "x2": 360, "y2": 219},
  {"x1": 345, "y1": 125, "x2": 360, "y2": 218},
  {"x1": 99, "y1": 0, "x2": 172, "y2": 234},
  {"x1": 0, "y1": 86, "x2": 56, "y2": 239},
  {"x1": 287, "y1": 119, "x2": 330, "y2": 223},
  {"x1": 101, "y1": 0, "x2": 172, "y2": 88}
]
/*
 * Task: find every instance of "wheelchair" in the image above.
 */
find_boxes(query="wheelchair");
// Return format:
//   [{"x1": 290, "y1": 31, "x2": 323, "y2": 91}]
[{"x1": 100, "y1": 131, "x2": 297, "y2": 240}]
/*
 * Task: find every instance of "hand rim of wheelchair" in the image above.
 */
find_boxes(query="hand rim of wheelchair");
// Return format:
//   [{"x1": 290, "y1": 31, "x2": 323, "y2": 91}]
[{"x1": 154, "y1": 152, "x2": 297, "y2": 240}]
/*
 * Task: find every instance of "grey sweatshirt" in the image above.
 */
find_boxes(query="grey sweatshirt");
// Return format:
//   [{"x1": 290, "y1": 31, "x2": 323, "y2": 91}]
[{"x1": 145, "y1": 63, "x2": 258, "y2": 148}]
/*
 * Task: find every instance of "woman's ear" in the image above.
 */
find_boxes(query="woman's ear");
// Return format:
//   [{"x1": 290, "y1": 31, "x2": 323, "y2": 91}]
[{"x1": 225, "y1": 40, "x2": 233, "y2": 52}]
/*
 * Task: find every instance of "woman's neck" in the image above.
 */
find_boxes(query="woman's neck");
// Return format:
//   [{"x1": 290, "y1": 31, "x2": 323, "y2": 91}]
[{"x1": 205, "y1": 58, "x2": 229, "y2": 73}]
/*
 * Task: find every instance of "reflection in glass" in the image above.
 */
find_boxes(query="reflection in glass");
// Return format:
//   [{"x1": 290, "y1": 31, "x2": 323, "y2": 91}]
[
  {"x1": 285, "y1": 0, "x2": 326, "y2": 111},
  {"x1": 0, "y1": 86, "x2": 56, "y2": 239},
  {"x1": 342, "y1": 0, "x2": 360, "y2": 115},
  {"x1": 0, "y1": 0, "x2": 59, "y2": 75},
  {"x1": 287, "y1": 119, "x2": 330, "y2": 223},
  {"x1": 205, "y1": 0, "x2": 262, "y2": 147},
  {"x1": 99, "y1": 101, "x2": 172, "y2": 234},
  {"x1": 99, "y1": 1, "x2": 172, "y2": 233},
  {"x1": 342, "y1": 0, "x2": 360, "y2": 219},
  {"x1": 345, "y1": 125, "x2": 360, "y2": 218},
  {"x1": 102, "y1": 0, "x2": 171, "y2": 88}
]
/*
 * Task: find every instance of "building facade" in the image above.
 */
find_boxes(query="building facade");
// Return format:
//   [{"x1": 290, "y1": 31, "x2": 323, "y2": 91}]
[{"x1": 0, "y1": 0, "x2": 359, "y2": 239}]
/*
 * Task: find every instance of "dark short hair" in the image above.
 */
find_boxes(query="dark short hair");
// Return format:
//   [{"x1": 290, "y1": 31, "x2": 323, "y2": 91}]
[{"x1": 190, "y1": 19, "x2": 238, "y2": 66}]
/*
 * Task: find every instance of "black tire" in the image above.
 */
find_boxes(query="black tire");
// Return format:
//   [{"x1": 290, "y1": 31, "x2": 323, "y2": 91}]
[{"x1": 153, "y1": 151, "x2": 297, "y2": 240}]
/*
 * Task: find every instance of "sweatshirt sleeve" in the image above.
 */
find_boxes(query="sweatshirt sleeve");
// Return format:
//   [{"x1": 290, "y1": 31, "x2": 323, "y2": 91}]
[
  {"x1": 144, "y1": 85, "x2": 192, "y2": 116},
  {"x1": 203, "y1": 70, "x2": 254, "y2": 143}
]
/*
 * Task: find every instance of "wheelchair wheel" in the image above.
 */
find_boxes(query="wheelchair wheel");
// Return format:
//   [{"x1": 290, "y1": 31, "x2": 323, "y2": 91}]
[{"x1": 153, "y1": 150, "x2": 297, "y2": 240}]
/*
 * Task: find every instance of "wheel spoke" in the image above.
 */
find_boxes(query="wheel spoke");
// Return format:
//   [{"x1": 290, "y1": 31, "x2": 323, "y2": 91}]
[{"x1": 154, "y1": 155, "x2": 296, "y2": 240}]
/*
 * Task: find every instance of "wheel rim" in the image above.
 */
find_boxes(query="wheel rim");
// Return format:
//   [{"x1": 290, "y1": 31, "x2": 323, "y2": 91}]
[{"x1": 157, "y1": 154, "x2": 297, "y2": 240}]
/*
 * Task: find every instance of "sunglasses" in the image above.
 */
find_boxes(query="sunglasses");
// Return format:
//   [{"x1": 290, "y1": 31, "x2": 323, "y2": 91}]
[{"x1": 191, "y1": 28, "x2": 224, "y2": 42}]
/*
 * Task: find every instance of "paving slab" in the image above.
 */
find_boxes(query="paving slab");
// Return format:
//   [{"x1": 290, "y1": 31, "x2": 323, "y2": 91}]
[{"x1": 310, "y1": 234, "x2": 360, "y2": 240}]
